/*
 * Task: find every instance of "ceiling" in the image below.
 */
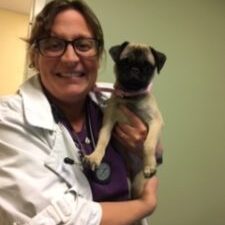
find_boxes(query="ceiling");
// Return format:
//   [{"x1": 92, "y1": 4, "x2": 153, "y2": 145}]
[{"x1": 0, "y1": 0, "x2": 32, "y2": 14}]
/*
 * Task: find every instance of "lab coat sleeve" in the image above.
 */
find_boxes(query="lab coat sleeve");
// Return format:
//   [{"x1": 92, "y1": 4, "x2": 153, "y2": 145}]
[
  {"x1": 24, "y1": 191, "x2": 102, "y2": 225},
  {"x1": 0, "y1": 95, "x2": 102, "y2": 225}
]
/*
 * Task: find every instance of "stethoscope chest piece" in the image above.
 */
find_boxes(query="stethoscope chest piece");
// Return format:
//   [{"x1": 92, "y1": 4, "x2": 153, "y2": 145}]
[{"x1": 94, "y1": 162, "x2": 111, "y2": 184}]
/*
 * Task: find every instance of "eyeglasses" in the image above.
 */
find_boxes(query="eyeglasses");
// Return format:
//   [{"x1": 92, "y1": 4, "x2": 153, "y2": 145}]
[{"x1": 36, "y1": 37, "x2": 99, "y2": 58}]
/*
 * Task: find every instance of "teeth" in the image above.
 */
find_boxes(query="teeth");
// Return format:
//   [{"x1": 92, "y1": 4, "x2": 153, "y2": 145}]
[{"x1": 57, "y1": 72, "x2": 83, "y2": 77}]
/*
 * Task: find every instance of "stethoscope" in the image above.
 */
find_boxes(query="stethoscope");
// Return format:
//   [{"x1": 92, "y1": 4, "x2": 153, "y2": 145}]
[
  {"x1": 85, "y1": 105, "x2": 111, "y2": 184},
  {"x1": 64, "y1": 102, "x2": 111, "y2": 184},
  {"x1": 45, "y1": 88, "x2": 111, "y2": 184}
]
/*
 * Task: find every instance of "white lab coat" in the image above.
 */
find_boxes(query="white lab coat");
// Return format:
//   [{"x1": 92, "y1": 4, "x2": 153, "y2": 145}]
[{"x1": 0, "y1": 75, "x2": 102, "y2": 225}]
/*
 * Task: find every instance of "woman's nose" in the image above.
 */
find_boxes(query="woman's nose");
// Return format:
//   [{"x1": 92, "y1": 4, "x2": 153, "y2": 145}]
[{"x1": 61, "y1": 44, "x2": 80, "y2": 63}]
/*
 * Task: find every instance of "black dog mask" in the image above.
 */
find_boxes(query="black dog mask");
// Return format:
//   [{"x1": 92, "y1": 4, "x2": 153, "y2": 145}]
[{"x1": 109, "y1": 42, "x2": 167, "y2": 91}]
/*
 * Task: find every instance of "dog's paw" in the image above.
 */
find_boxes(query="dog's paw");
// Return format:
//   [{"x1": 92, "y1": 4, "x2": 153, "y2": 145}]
[
  {"x1": 83, "y1": 153, "x2": 103, "y2": 171},
  {"x1": 143, "y1": 166, "x2": 157, "y2": 178}
]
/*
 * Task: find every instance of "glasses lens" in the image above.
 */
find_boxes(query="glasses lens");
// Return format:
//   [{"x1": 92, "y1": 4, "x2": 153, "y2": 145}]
[
  {"x1": 74, "y1": 38, "x2": 98, "y2": 57},
  {"x1": 38, "y1": 38, "x2": 65, "y2": 57}
]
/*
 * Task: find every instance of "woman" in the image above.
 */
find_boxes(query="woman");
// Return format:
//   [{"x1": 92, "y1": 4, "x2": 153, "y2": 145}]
[{"x1": 0, "y1": 1, "x2": 160, "y2": 225}]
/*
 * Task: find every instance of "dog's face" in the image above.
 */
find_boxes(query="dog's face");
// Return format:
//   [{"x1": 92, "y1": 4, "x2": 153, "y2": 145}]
[{"x1": 109, "y1": 42, "x2": 167, "y2": 92}]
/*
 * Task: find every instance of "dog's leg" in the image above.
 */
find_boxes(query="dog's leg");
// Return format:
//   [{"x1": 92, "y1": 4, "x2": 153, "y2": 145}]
[
  {"x1": 132, "y1": 170, "x2": 146, "y2": 198},
  {"x1": 143, "y1": 116, "x2": 163, "y2": 177},
  {"x1": 84, "y1": 105, "x2": 116, "y2": 171}
]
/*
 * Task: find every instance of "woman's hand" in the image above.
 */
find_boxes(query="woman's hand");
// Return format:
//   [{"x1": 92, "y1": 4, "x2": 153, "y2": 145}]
[
  {"x1": 140, "y1": 175, "x2": 159, "y2": 212},
  {"x1": 114, "y1": 106, "x2": 148, "y2": 153}
]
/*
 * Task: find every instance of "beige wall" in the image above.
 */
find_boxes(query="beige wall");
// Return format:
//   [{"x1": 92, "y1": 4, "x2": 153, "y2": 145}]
[{"x1": 0, "y1": 9, "x2": 29, "y2": 95}]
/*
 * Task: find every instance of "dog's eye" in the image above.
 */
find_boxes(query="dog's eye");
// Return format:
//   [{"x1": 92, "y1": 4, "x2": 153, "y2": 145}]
[
  {"x1": 145, "y1": 63, "x2": 155, "y2": 73},
  {"x1": 117, "y1": 60, "x2": 130, "y2": 70}
]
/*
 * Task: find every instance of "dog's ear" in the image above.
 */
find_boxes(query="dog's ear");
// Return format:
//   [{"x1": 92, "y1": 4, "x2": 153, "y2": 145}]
[
  {"x1": 109, "y1": 41, "x2": 129, "y2": 62},
  {"x1": 150, "y1": 47, "x2": 167, "y2": 73}
]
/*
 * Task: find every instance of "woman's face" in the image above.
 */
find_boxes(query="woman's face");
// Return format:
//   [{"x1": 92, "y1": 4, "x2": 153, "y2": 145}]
[{"x1": 35, "y1": 9, "x2": 100, "y2": 104}]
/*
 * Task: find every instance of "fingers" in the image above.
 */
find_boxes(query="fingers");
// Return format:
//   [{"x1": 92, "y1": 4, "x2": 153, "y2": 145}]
[
  {"x1": 115, "y1": 106, "x2": 148, "y2": 148},
  {"x1": 145, "y1": 175, "x2": 159, "y2": 192},
  {"x1": 120, "y1": 106, "x2": 147, "y2": 135},
  {"x1": 114, "y1": 123, "x2": 136, "y2": 149},
  {"x1": 114, "y1": 123, "x2": 142, "y2": 150},
  {"x1": 112, "y1": 106, "x2": 148, "y2": 156},
  {"x1": 142, "y1": 175, "x2": 159, "y2": 201}
]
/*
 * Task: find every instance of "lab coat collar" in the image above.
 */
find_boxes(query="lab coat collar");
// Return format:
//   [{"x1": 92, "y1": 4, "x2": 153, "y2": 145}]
[
  {"x1": 19, "y1": 75, "x2": 107, "y2": 131},
  {"x1": 19, "y1": 75, "x2": 56, "y2": 131}
]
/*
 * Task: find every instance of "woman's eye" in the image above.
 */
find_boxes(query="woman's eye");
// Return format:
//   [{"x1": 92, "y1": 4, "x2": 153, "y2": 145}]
[
  {"x1": 47, "y1": 41, "x2": 62, "y2": 50},
  {"x1": 77, "y1": 43, "x2": 91, "y2": 51}
]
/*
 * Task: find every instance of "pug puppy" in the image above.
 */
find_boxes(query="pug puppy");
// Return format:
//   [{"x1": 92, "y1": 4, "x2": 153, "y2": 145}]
[{"x1": 85, "y1": 41, "x2": 166, "y2": 196}]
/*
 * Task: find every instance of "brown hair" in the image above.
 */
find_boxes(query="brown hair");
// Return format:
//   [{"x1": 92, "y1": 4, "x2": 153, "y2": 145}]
[{"x1": 28, "y1": 0, "x2": 104, "y2": 68}]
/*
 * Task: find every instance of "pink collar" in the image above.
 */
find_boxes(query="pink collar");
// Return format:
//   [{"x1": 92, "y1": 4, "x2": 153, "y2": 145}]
[{"x1": 93, "y1": 83, "x2": 153, "y2": 98}]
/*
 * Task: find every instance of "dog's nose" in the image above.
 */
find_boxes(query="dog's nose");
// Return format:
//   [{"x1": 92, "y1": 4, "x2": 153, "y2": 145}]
[{"x1": 130, "y1": 67, "x2": 141, "y2": 77}]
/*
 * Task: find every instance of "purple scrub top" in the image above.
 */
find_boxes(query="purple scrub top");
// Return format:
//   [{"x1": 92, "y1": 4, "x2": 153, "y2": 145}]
[{"x1": 51, "y1": 96, "x2": 129, "y2": 202}]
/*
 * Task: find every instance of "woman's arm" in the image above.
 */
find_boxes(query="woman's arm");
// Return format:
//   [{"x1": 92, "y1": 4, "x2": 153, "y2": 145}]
[
  {"x1": 18, "y1": 176, "x2": 158, "y2": 225},
  {"x1": 100, "y1": 176, "x2": 158, "y2": 225}
]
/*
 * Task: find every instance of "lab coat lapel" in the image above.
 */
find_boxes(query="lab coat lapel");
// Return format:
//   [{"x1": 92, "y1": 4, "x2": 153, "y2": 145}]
[
  {"x1": 45, "y1": 124, "x2": 92, "y2": 198},
  {"x1": 19, "y1": 75, "x2": 92, "y2": 198}
]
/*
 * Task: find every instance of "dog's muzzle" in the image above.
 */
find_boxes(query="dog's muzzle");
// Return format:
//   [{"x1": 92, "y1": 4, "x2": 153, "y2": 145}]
[
  {"x1": 130, "y1": 67, "x2": 141, "y2": 78},
  {"x1": 116, "y1": 59, "x2": 155, "y2": 91}
]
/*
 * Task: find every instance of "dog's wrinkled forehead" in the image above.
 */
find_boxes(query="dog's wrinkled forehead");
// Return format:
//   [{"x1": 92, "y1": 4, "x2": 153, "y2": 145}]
[{"x1": 120, "y1": 43, "x2": 155, "y2": 66}]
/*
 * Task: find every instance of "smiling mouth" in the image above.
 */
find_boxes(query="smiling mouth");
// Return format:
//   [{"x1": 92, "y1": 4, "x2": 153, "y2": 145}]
[{"x1": 55, "y1": 71, "x2": 85, "y2": 78}]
